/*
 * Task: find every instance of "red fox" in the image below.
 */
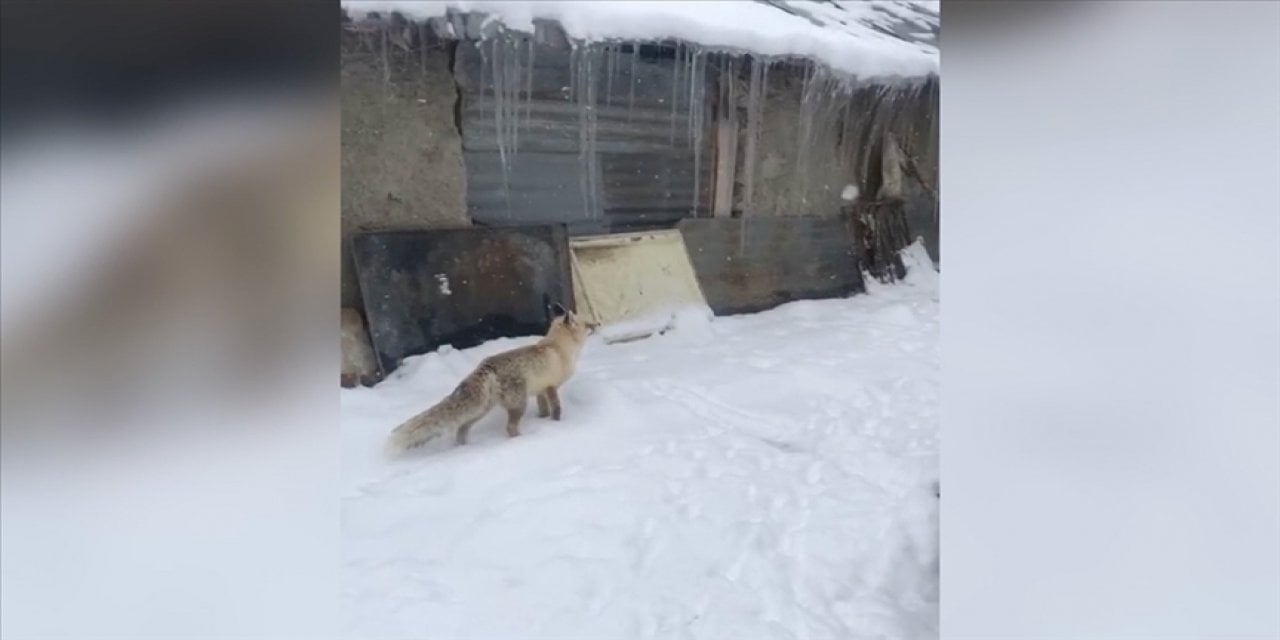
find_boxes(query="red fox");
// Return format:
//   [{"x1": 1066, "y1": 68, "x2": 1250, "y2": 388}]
[{"x1": 385, "y1": 304, "x2": 593, "y2": 455}]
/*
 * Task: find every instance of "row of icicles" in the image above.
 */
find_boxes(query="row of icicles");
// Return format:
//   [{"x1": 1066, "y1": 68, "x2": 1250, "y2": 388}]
[{"x1": 464, "y1": 30, "x2": 927, "y2": 223}]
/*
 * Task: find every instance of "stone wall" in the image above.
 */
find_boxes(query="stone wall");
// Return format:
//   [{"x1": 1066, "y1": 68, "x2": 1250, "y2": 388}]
[
  {"x1": 341, "y1": 29, "x2": 469, "y2": 307},
  {"x1": 733, "y1": 64, "x2": 856, "y2": 219}
]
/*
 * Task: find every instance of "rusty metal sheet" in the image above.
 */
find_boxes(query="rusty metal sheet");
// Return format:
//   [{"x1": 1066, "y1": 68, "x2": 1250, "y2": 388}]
[
  {"x1": 677, "y1": 217, "x2": 865, "y2": 316},
  {"x1": 351, "y1": 225, "x2": 573, "y2": 376}
]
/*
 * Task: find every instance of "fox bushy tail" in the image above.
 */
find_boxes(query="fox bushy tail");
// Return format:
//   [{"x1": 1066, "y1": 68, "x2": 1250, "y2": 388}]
[{"x1": 384, "y1": 369, "x2": 497, "y2": 455}]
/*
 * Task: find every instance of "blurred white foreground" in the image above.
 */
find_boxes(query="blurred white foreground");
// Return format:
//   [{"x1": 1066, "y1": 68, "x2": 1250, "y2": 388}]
[
  {"x1": 342, "y1": 244, "x2": 940, "y2": 639},
  {"x1": 0, "y1": 93, "x2": 340, "y2": 639}
]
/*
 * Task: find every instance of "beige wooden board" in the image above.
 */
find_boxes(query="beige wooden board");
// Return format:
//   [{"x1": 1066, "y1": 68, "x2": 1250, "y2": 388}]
[{"x1": 570, "y1": 230, "x2": 710, "y2": 340}]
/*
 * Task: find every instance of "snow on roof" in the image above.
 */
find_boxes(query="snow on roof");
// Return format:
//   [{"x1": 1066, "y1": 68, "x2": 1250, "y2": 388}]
[{"x1": 342, "y1": 1, "x2": 939, "y2": 81}]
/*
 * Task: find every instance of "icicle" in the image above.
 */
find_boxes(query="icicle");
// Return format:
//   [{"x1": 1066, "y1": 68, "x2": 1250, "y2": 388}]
[
  {"x1": 840, "y1": 94, "x2": 854, "y2": 158},
  {"x1": 727, "y1": 55, "x2": 738, "y2": 219},
  {"x1": 605, "y1": 43, "x2": 616, "y2": 108},
  {"x1": 576, "y1": 42, "x2": 600, "y2": 220},
  {"x1": 796, "y1": 62, "x2": 816, "y2": 212},
  {"x1": 862, "y1": 84, "x2": 895, "y2": 200},
  {"x1": 568, "y1": 41, "x2": 579, "y2": 104},
  {"x1": 686, "y1": 49, "x2": 697, "y2": 149},
  {"x1": 628, "y1": 46, "x2": 638, "y2": 123},
  {"x1": 741, "y1": 57, "x2": 764, "y2": 219},
  {"x1": 477, "y1": 41, "x2": 489, "y2": 123},
  {"x1": 576, "y1": 42, "x2": 587, "y2": 219},
  {"x1": 503, "y1": 38, "x2": 515, "y2": 160},
  {"x1": 728, "y1": 56, "x2": 739, "y2": 117},
  {"x1": 689, "y1": 49, "x2": 704, "y2": 217},
  {"x1": 491, "y1": 37, "x2": 513, "y2": 219},
  {"x1": 718, "y1": 56, "x2": 730, "y2": 103},
  {"x1": 525, "y1": 37, "x2": 535, "y2": 125},
  {"x1": 504, "y1": 37, "x2": 514, "y2": 157},
  {"x1": 585, "y1": 44, "x2": 599, "y2": 220},
  {"x1": 710, "y1": 54, "x2": 729, "y2": 219},
  {"x1": 380, "y1": 27, "x2": 390, "y2": 89},
  {"x1": 419, "y1": 23, "x2": 428, "y2": 76},
  {"x1": 492, "y1": 37, "x2": 504, "y2": 169},
  {"x1": 502, "y1": 38, "x2": 511, "y2": 157},
  {"x1": 670, "y1": 43, "x2": 682, "y2": 145},
  {"x1": 740, "y1": 57, "x2": 773, "y2": 255}
]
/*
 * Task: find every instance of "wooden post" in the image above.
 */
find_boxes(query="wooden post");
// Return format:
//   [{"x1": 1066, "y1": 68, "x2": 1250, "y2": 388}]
[{"x1": 713, "y1": 60, "x2": 739, "y2": 218}]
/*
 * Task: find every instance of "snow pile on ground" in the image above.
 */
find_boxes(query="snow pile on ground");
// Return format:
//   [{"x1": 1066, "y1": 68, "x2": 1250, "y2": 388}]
[
  {"x1": 594, "y1": 304, "x2": 715, "y2": 345},
  {"x1": 899, "y1": 238, "x2": 940, "y2": 286},
  {"x1": 341, "y1": 243, "x2": 939, "y2": 639},
  {"x1": 341, "y1": 1, "x2": 938, "y2": 81}
]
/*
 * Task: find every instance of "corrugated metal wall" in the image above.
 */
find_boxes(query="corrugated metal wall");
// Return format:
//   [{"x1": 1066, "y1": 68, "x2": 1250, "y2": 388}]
[{"x1": 454, "y1": 36, "x2": 713, "y2": 234}]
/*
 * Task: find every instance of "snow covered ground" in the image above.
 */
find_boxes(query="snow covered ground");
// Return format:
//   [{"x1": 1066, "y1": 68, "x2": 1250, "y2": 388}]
[{"x1": 341, "y1": 243, "x2": 939, "y2": 639}]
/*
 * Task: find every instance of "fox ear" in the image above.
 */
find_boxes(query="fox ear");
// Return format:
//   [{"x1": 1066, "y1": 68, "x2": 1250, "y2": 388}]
[{"x1": 551, "y1": 302, "x2": 568, "y2": 317}]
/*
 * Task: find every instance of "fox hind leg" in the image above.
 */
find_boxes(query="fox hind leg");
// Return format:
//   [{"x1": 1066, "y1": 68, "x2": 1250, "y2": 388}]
[
  {"x1": 500, "y1": 382, "x2": 528, "y2": 438},
  {"x1": 455, "y1": 416, "x2": 482, "y2": 446}
]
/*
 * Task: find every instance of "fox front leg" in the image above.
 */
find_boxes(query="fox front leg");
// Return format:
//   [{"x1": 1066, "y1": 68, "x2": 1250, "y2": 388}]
[
  {"x1": 536, "y1": 393, "x2": 551, "y2": 418},
  {"x1": 545, "y1": 387, "x2": 562, "y2": 421}
]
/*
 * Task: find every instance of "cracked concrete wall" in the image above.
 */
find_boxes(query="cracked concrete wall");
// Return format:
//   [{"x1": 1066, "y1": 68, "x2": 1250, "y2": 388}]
[
  {"x1": 731, "y1": 62, "x2": 938, "y2": 262},
  {"x1": 733, "y1": 66, "x2": 856, "y2": 218},
  {"x1": 341, "y1": 32, "x2": 469, "y2": 308}
]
